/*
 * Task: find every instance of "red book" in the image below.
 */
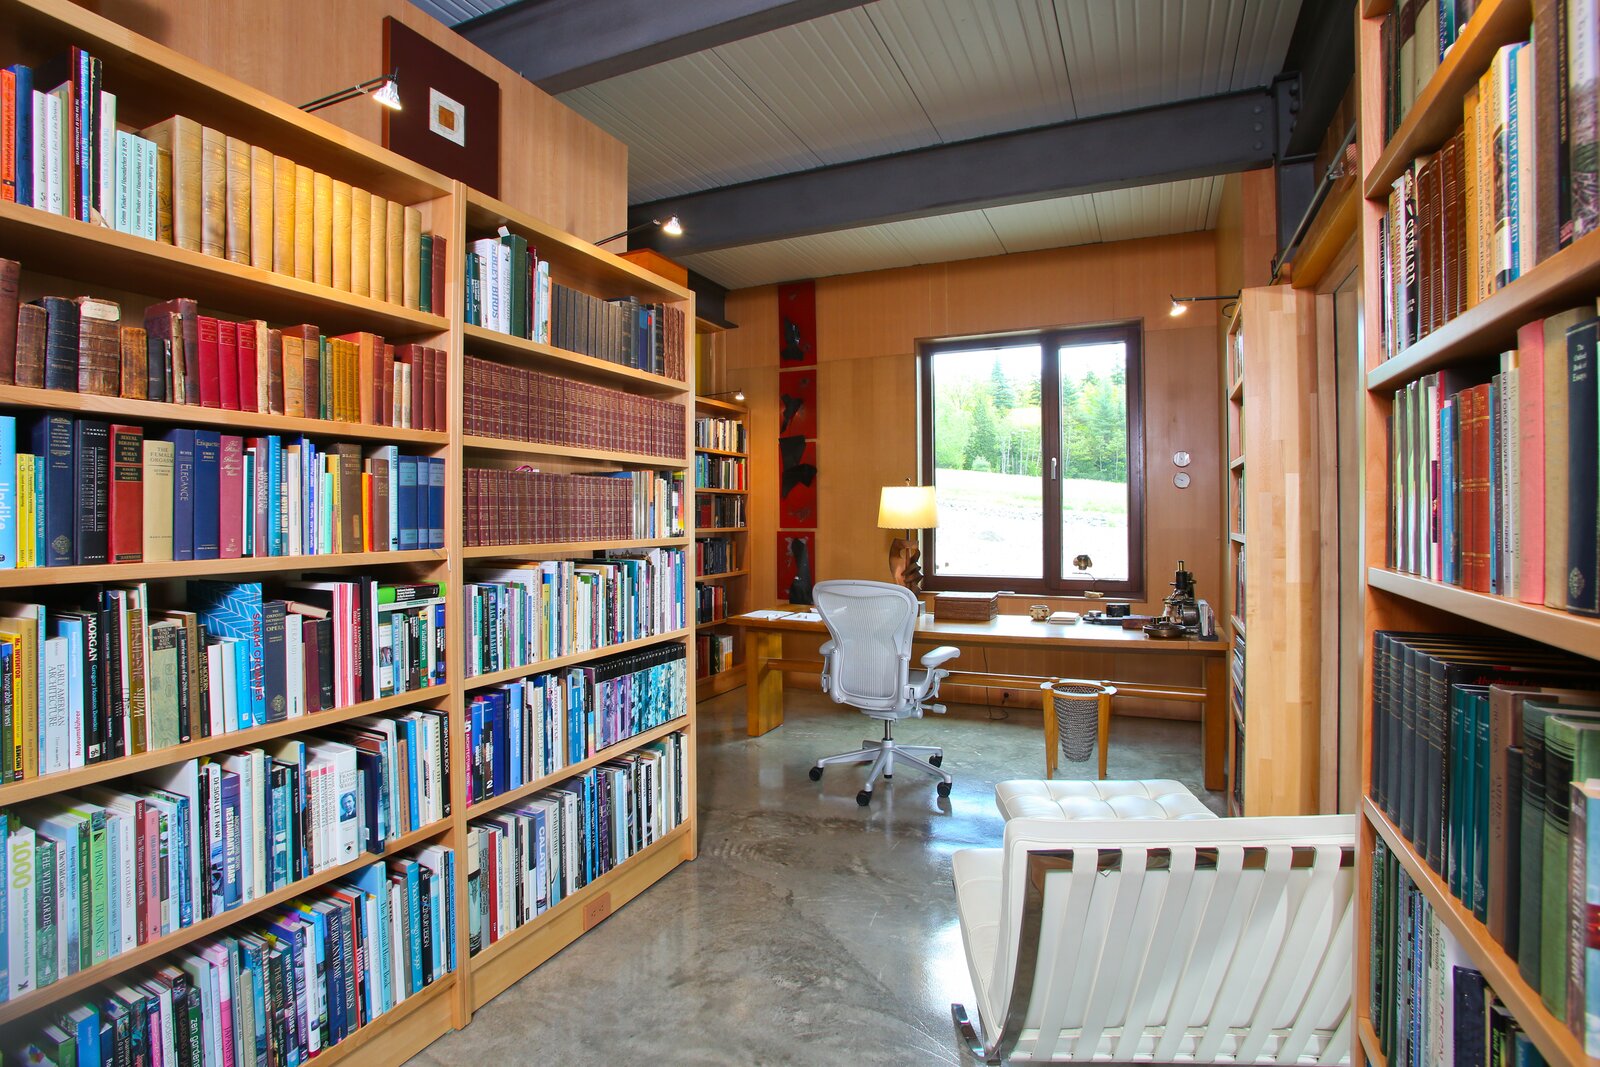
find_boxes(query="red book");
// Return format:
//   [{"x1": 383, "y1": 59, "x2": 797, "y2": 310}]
[
  {"x1": 195, "y1": 315, "x2": 222, "y2": 408},
  {"x1": 1, "y1": 70, "x2": 15, "y2": 203},
  {"x1": 1461, "y1": 383, "x2": 1492, "y2": 592},
  {"x1": 1517, "y1": 321, "x2": 1546, "y2": 604},
  {"x1": 301, "y1": 619, "x2": 320, "y2": 713},
  {"x1": 419, "y1": 346, "x2": 434, "y2": 430},
  {"x1": 218, "y1": 434, "x2": 243, "y2": 559},
  {"x1": 108, "y1": 422, "x2": 144, "y2": 563},
  {"x1": 381, "y1": 343, "x2": 395, "y2": 427},
  {"x1": 237, "y1": 321, "x2": 260, "y2": 414},
  {"x1": 432, "y1": 347, "x2": 446, "y2": 432},
  {"x1": 215, "y1": 318, "x2": 240, "y2": 411}
]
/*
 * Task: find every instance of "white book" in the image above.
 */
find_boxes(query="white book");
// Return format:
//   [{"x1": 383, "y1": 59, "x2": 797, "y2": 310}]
[
  {"x1": 307, "y1": 741, "x2": 359, "y2": 864},
  {"x1": 30, "y1": 90, "x2": 47, "y2": 210},
  {"x1": 80, "y1": 789, "x2": 140, "y2": 955},
  {"x1": 221, "y1": 638, "x2": 240, "y2": 733},
  {"x1": 497, "y1": 242, "x2": 512, "y2": 333},
  {"x1": 250, "y1": 748, "x2": 267, "y2": 898},
  {"x1": 205, "y1": 641, "x2": 224, "y2": 736},
  {"x1": 40, "y1": 635, "x2": 68, "y2": 774},
  {"x1": 141, "y1": 136, "x2": 158, "y2": 240},
  {"x1": 388, "y1": 882, "x2": 407, "y2": 1003},
  {"x1": 114, "y1": 131, "x2": 131, "y2": 233},
  {"x1": 44, "y1": 89, "x2": 62, "y2": 216},
  {"x1": 218, "y1": 753, "x2": 255, "y2": 901},
  {"x1": 63, "y1": 621, "x2": 85, "y2": 770},
  {"x1": 97, "y1": 90, "x2": 116, "y2": 223},
  {"x1": 98, "y1": 806, "x2": 125, "y2": 956},
  {"x1": 7, "y1": 824, "x2": 36, "y2": 998},
  {"x1": 285, "y1": 614, "x2": 303, "y2": 719}
]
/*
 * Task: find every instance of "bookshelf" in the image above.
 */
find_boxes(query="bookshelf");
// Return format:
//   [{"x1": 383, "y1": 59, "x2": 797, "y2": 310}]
[
  {"x1": 1223, "y1": 309, "x2": 1244, "y2": 816},
  {"x1": 1355, "y1": 0, "x2": 1600, "y2": 1063},
  {"x1": 0, "y1": 0, "x2": 699, "y2": 1058},
  {"x1": 693, "y1": 393, "x2": 748, "y2": 700}
]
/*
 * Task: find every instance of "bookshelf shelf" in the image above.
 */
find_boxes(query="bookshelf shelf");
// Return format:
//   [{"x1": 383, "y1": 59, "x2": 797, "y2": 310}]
[
  {"x1": 462, "y1": 433, "x2": 687, "y2": 470},
  {"x1": 1367, "y1": 567, "x2": 1600, "y2": 659},
  {"x1": 463, "y1": 536, "x2": 690, "y2": 559},
  {"x1": 1229, "y1": 615, "x2": 1245, "y2": 635},
  {"x1": 0, "y1": 816, "x2": 451, "y2": 1026},
  {"x1": 0, "y1": 684, "x2": 451, "y2": 806},
  {"x1": 697, "y1": 569, "x2": 747, "y2": 581},
  {"x1": 1229, "y1": 532, "x2": 1246, "y2": 544},
  {"x1": 1363, "y1": 801, "x2": 1590, "y2": 1067},
  {"x1": 1358, "y1": 1017, "x2": 1387, "y2": 1067},
  {"x1": 1229, "y1": 377, "x2": 1243, "y2": 401},
  {"x1": 311, "y1": 970, "x2": 460, "y2": 1067},
  {"x1": 697, "y1": 526, "x2": 748, "y2": 534},
  {"x1": 694, "y1": 486, "x2": 746, "y2": 495},
  {"x1": 697, "y1": 668, "x2": 744, "y2": 699},
  {"x1": 464, "y1": 716, "x2": 688, "y2": 820},
  {"x1": 0, "y1": 547, "x2": 446, "y2": 589},
  {"x1": 694, "y1": 395, "x2": 746, "y2": 415},
  {"x1": 696, "y1": 446, "x2": 747, "y2": 458},
  {"x1": 1361, "y1": 0, "x2": 1531, "y2": 197},
  {"x1": 1228, "y1": 456, "x2": 1245, "y2": 471},
  {"x1": 464, "y1": 628, "x2": 694, "y2": 692},
  {"x1": 462, "y1": 324, "x2": 690, "y2": 395}
]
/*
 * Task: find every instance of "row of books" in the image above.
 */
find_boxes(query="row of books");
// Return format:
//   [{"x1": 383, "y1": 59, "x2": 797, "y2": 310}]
[
  {"x1": 463, "y1": 550, "x2": 687, "y2": 678},
  {"x1": 464, "y1": 233, "x2": 550, "y2": 342},
  {"x1": 0, "y1": 416, "x2": 442, "y2": 570},
  {"x1": 1368, "y1": 630, "x2": 1600, "y2": 1030},
  {"x1": 696, "y1": 633, "x2": 735, "y2": 679},
  {"x1": 1378, "y1": 1, "x2": 1474, "y2": 145},
  {"x1": 694, "y1": 454, "x2": 746, "y2": 491},
  {"x1": 5, "y1": 846, "x2": 455, "y2": 1063},
  {"x1": 695, "y1": 537, "x2": 735, "y2": 576},
  {"x1": 1385, "y1": 306, "x2": 1600, "y2": 612},
  {"x1": 695, "y1": 584, "x2": 727, "y2": 626},
  {"x1": 696, "y1": 495, "x2": 745, "y2": 530},
  {"x1": 0, "y1": 272, "x2": 448, "y2": 428},
  {"x1": 463, "y1": 468, "x2": 685, "y2": 547},
  {"x1": 1369, "y1": 836, "x2": 1553, "y2": 1066},
  {"x1": 464, "y1": 642, "x2": 687, "y2": 805},
  {"x1": 1378, "y1": 38, "x2": 1541, "y2": 360},
  {"x1": 694, "y1": 415, "x2": 746, "y2": 454},
  {"x1": 464, "y1": 731, "x2": 686, "y2": 955},
  {"x1": 462, "y1": 356, "x2": 686, "y2": 460}
]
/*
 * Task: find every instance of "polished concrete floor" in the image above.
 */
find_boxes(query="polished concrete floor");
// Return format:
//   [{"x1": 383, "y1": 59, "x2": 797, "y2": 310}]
[{"x1": 410, "y1": 689, "x2": 1223, "y2": 1067}]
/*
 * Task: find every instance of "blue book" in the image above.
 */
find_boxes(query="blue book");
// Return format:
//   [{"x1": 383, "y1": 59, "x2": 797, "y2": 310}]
[
  {"x1": 192, "y1": 430, "x2": 221, "y2": 560},
  {"x1": 401, "y1": 859, "x2": 422, "y2": 995},
  {"x1": 266, "y1": 435, "x2": 283, "y2": 558},
  {"x1": 427, "y1": 457, "x2": 445, "y2": 549},
  {"x1": 269, "y1": 770, "x2": 290, "y2": 891},
  {"x1": 67, "y1": 1004, "x2": 99, "y2": 1067},
  {"x1": 9, "y1": 66, "x2": 31, "y2": 207},
  {"x1": 232, "y1": 638, "x2": 252, "y2": 729},
  {"x1": 1441, "y1": 398, "x2": 1457, "y2": 585},
  {"x1": 507, "y1": 685, "x2": 523, "y2": 790},
  {"x1": 191, "y1": 580, "x2": 265, "y2": 728},
  {"x1": 400, "y1": 717, "x2": 421, "y2": 828},
  {"x1": 30, "y1": 455, "x2": 42, "y2": 566},
  {"x1": 221, "y1": 770, "x2": 242, "y2": 908},
  {"x1": 25, "y1": 413, "x2": 72, "y2": 567},
  {"x1": 1507, "y1": 45, "x2": 1523, "y2": 284},
  {"x1": 350, "y1": 864, "x2": 393, "y2": 1012},
  {"x1": 491, "y1": 694, "x2": 509, "y2": 799},
  {"x1": 164, "y1": 429, "x2": 196, "y2": 561},
  {"x1": 261, "y1": 598, "x2": 286, "y2": 723},
  {"x1": 396, "y1": 456, "x2": 418, "y2": 550},
  {"x1": 241, "y1": 450, "x2": 254, "y2": 555},
  {"x1": 0, "y1": 415, "x2": 15, "y2": 570}
]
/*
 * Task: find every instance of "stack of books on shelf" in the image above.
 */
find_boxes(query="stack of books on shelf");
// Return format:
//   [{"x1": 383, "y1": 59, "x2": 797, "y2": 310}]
[
  {"x1": 464, "y1": 641, "x2": 687, "y2": 804},
  {"x1": 1369, "y1": 837, "x2": 1553, "y2": 1065},
  {"x1": 695, "y1": 584, "x2": 727, "y2": 626},
  {"x1": 695, "y1": 495, "x2": 744, "y2": 530},
  {"x1": 463, "y1": 469, "x2": 684, "y2": 547},
  {"x1": 464, "y1": 233, "x2": 550, "y2": 342},
  {"x1": 465, "y1": 731, "x2": 686, "y2": 955},
  {"x1": 0, "y1": 577, "x2": 447, "y2": 786},
  {"x1": 694, "y1": 537, "x2": 734, "y2": 575},
  {"x1": 4, "y1": 843, "x2": 456, "y2": 1062},
  {"x1": 0, "y1": 264, "x2": 448, "y2": 427},
  {"x1": 463, "y1": 357, "x2": 685, "y2": 459},
  {"x1": 696, "y1": 632, "x2": 734, "y2": 680},
  {"x1": 0, "y1": 417, "x2": 442, "y2": 570},
  {"x1": 694, "y1": 454, "x2": 745, "y2": 490},
  {"x1": 462, "y1": 549, "x2": 687, "y2": 678},
  {"x1": 1384, "y1": 304, "x2": 1600, "y2": 614},
  {"x1": 694, "y1": 415, "x2": 745, "y2": 453},
  {"x1": 1377, "y1": 0, "x2": 1474, "y2": 143}
]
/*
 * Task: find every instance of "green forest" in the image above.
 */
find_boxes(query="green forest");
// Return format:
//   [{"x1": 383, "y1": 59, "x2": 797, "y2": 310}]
[{"x1": 933, "y1": 358, "x2": 1129, "y2": 481}]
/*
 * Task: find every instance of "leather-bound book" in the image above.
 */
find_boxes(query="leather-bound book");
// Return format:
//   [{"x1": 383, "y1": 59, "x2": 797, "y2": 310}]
[
  {"x1": 140, "y1": 116, "x2": 200, "y2": 250},
  {"x1": 265, "y1": 327, "x2": 284, "y2": 414},
  {"x1": 281, "y1": 330, "x2": 304, "y2": 417},
  {"x1": 331, "y1": 179, "x2": 351, "y2": 292},
  {"x1": 292, "y1": 164, "x2": 313, "y2": 281},
  {"x1": 72, "y1": 417, "x2": 110, "y2": 565},
  {"x1": 369, "y1": 196, "x2": 387, "y2": 303},
  {"x1": 195, "y1": 313, "x2": 221, "y2": 409},
  {"x1": 328, "y1": 442, "x2": 364, "y2": 552},
  {"x1": 199, "y1": 125, "x2": 226, "y2": 258},
  {"x1": 14, "y1": 303, "x2": 45, "y2": 389},
  {"x1": 403, "y1": 206, "x2": 422, "y2": 310},
  {"x1": 108, "y1": 423, "x2": 143, "y2": 563},
  {"x1": 286, "y1": 324, "x2": 320, "y2": 419},
  {"x1": 1462, "y1": 382, "x2": 1494, "y2": 593},
  {"x1": 0, "y1": 257, "x2": 17, "y2": 385},
  {"x1": 75, "y1": 296, "x2": 121, "y2": 396},
  {"x1": 215, "y1": 317, "x2": 239, "y2": 411},
  {"x1": 118, "y1": 324, "x2": 147, "y2": 400},
  {"x1": 224, "y1": 135, "x2": 250, "y2": 265},
  {"x1": 242, "y1": 320, "x2": 265, "y2": 414},
  {"x1": 333, "y1": 331, "x2": 381, "y2": 424},
  {"x1": 312, "y1": 171, "x2": 332, "y2": 287},
  {"x1": 272, "y1": 154, "x2": 295, "y2": 274},
  {"x1": 249, "y1": 145, "x2": 273, "y2": 270},
  {"x1": 385, "y1": 199, "x2": 404, "y2": 303},
  {"x1": 141, "y1": 307, "x2": 177, "y2": 404},
  {"x1": 364, "y1": 455, "x2": 389, "y2": 552},
  {"x1": 350, "y1": 188, "x2": 371, "y2": 298},
  {"x1": 36, "y1": 295, "x2": 78, "y2": 391}
]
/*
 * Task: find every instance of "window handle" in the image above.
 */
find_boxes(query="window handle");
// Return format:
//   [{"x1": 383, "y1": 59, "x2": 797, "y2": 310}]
[{"x1": 1050, "y1": 457, "x2": 1058, "y2": 480}]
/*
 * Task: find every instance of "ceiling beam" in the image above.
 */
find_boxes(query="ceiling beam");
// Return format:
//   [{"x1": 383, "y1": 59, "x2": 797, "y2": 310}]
[
  {"x1": 1278, "y1": 0, "x2": 1356, "y2": 157},
  {"x1": 457, "y1": 0, "x2": 876, "y2": 94},
  {"x1": 630, "y1": 88, "x2": 1282, "y2": 257}
]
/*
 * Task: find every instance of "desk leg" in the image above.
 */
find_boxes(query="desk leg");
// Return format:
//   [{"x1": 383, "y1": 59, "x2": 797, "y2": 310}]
[
  {"x1": 1203, "y1": 654, "x2": 1227, "y2": 792},
  {"x1": 745, "y1": 631, "x2": 785, "y2": 737}
]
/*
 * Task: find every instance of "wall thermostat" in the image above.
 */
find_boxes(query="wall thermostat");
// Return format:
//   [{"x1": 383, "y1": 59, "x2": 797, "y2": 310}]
[
  {"x1": 1173, "y1": 451, "x2": 1191, "y2": 468},
  {"x1": 1173, "y1": 472, "x2": 1192, "y2": 488}
]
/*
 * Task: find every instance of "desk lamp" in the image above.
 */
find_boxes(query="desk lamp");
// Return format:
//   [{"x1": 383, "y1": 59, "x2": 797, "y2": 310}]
[{"x1": 878, "y1": 485, "x2": 937, "y2": 594}]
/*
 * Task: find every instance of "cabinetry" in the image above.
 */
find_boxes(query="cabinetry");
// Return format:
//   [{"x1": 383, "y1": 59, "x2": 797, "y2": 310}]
[{"x1": 694, "y1": 393, "x2": 749, "y2": 699}]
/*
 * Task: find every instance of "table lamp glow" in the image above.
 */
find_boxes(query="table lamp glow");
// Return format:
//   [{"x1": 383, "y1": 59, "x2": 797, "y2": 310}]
[{"x1": 878, "y1": 485, "x2": 937, "y2": 594}]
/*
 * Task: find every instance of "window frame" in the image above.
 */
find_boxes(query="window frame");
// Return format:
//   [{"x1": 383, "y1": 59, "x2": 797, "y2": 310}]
[{"x1": 916, "y1": 320, "x2": 1147, "y2": 598}]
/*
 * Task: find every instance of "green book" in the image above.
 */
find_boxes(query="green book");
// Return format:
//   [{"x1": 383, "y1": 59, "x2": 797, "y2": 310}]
[
  {"x1": 34, "y1": 830, "x2": 56, "y2": 987},
  {"x1": 1542, "y1": 716, "x2": 1600, "y2": 1018},
  {"x1": 1472, "y1": 690, "x2": 1492, "y2": 921},
  {"x1": 30, "y1": 805, "x2": 86, "y2": 973},
  {"x1": 1519, "y1": 701, "x2": 1600, "y2": 992},
  {"x1": 419, "y1": 233, "x2": 433, "y2": 315},
  {"x1": 66, "y1": 803, "x2": 109, "y2": 968}
]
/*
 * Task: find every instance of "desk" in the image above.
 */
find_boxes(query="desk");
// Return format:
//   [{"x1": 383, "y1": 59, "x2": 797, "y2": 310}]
[{"x1": 727, "y1": 610, "x2": 1229, "y2": 792}]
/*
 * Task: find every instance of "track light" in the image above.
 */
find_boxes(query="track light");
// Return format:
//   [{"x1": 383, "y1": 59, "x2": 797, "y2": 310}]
[
  {"x1": 597, "y1": 216, "x2": 685, "y2": 247},
  {"x1": 1169, "y1": 293, "x2": 1240, "y2": 318},
  {"x1": 301, "y1": 70, "x2": 402, "y2": 114}
]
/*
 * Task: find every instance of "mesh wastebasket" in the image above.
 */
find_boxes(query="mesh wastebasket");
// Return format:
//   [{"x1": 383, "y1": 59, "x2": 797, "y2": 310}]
[{"x1": 1039, "y1": 680, "x2": 1117, "y2": 780}]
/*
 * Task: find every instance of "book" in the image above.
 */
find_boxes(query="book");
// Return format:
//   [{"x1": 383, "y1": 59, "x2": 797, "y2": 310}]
[
  {"x1": 108, "y1": 424, "x2": 143, "y2": 564},
  {"x1": 141, "y1": 438, "x2": 174, "y2": 562},
  {"x1": 1570, "y1": 315, "x2": 1600, "y2": 614},
  {"x1": 139, "y1": 116, "x2": 201, "y2": 251},
  {"x1": 223, "y1": 135, "x2": 250, "y2": 265},
  {"x1": 198, "y1": 125, "x2": 226, "y2": 259},
  {"x1": 75, "y1": 296, "x2": 119, "y2": 397},
  {"x1": 72, "y1": 418, "x2": 108, "y2": 565}
]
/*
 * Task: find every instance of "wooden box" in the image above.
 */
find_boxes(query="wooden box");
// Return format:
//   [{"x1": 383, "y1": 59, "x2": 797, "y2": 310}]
[{"x1": 933, "y1": 591, "x2": 999, "y2": 622}]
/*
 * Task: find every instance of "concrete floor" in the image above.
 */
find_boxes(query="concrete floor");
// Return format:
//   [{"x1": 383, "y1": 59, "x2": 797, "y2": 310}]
[{"x1": 410, "y1": 688, "x2": 1223, "y2": 1067}]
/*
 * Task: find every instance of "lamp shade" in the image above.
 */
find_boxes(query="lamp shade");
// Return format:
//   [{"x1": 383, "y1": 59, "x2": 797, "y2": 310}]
[{"x1": 878, "y1": 485, "x2": 937, "y2": 529}]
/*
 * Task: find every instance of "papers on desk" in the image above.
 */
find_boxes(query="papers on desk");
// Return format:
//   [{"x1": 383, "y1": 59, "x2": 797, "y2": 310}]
[
  {"x1": 784, "y1": 611, "x2": 822, "y2": 622},
  {"x1": 740, "y1": 610, "x2": 795, "y2": 620},
  {"x1": 736, "y1": 609, "x2": 825, "y2": 623}
]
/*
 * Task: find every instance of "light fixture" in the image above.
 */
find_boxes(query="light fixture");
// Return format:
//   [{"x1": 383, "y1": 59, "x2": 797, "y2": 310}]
[
  {"x1": 301, "y1": 70, "x2": 402, "y2": 114},
  {"x1": 878, "y1": 483, "x2": 938, "y2": 594},
  {"x1": 597, "y1": 215, "x2": 684, "y2": 247},
  {"x1": 703, "y1": 388, "x2": 746, "y2": 403},
  {"x1": 1169, "y1": 293, "x2": 1240, "y2": 318}
]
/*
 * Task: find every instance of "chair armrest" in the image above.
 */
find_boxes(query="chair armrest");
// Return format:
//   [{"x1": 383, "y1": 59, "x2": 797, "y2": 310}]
[
  {"x1": 920, "y1": 645, "x2": 960, "y2": 669},
  {"x1": 820, "y1": 640, "x2": 836, "y2": 656}
]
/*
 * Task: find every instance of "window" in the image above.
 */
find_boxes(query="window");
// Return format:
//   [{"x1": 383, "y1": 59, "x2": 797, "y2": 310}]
[{"x1": 918, "y1": 322, "x2": 1145, "y2": 596}]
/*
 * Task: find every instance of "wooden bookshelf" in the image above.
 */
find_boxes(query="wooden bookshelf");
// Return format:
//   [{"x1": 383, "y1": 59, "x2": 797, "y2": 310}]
[
  {"x1": 0, "y1": 547, "x2": 445, "y2": 589},
  {"x1": 462, "y1": 323, "x2": 690, "y2": 396},
  {"x1": 1354, "y1": 0, "x2": 1600, "y2": 1060},
  {"x1": 694, "y1": 394, "x2": 749, "y2": 700},
  {"x1": 462, "y1": 536, "x2": 690, "y2": 559},
  {"x1": 462, "y1": 628, "x2": 694, "y2": 692},
  {"x1": 462, "y1": 433, "x2": 685, "y2": 469},
  {"x1": 464, "y1": 716, "x2": 688, "y2": 820}
]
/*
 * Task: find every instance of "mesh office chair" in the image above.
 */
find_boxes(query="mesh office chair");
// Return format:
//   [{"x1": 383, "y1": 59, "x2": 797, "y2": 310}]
[{"x1": 807, "y1": 580, "x2": 960, "y2": 805}]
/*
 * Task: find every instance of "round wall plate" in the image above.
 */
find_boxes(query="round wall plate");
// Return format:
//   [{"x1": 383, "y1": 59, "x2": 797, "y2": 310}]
[
  {"x1": 1173, "y1": 450, "x2": 1192, "y2": 467},
  {"x1": 1173, "y1": 472, "x2": 1192, "y2": 488}
]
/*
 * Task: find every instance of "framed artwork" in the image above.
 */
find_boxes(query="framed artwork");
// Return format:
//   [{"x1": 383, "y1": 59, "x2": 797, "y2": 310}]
[
  {"x1": 778, "y1": 368, "x2": 817, "y2": 438},
  {"x1": 778, "y1": 532, "x2": 816, "y2": 605},
  {"x1": 777, "y1": 279, "x2": 817, "y2": 366},
  {"x1": 382, "y1": 17, "x2": 501, "y2": 196},
  {"x1": 778, "y1": 435, "x2": 817, "y2": 527}
]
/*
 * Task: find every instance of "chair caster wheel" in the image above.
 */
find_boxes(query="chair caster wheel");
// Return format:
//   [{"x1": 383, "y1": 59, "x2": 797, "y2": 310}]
[
  {"x1": 930, "y1": 754, "x2": 943, "y2": 767},
  {"x1": 808, "y1": 767, "x2": 823, "y2": 781},
  {"x1": 856, "y1": 790, "x2": 872, "y2": 806},
  {"x1": 937, "y1": 781, "x2": 952, "y2": 797}
]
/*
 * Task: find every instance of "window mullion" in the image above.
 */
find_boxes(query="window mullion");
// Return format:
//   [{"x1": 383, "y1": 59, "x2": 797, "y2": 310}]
[{"x1": 1041, "y1": 336, "x2": 1062, "y2": 589}]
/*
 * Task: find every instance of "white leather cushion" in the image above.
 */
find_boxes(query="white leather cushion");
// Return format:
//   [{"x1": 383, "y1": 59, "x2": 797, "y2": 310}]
[
  {"x1": 951, "y1": 847, "x2": 1005, "y2": 1034},
  {"x1": 993, "y1": 778, "x2": 1218, "y2": 823}
]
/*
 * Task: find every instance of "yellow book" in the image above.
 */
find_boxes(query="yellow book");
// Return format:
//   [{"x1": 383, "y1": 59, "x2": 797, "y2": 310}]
[
  {"x1": 142, "y1": 439, "x2": 175, "y2": 562},
  {"x1": 139, "y1": 116, "x2": 202, "y2": 250},
  {"x1": 224, "y1": 135, "x2": 251, "y2": 264},
  {"x1": 0, "y1": 616, "x2": 38, "y2": 780},
  {"x1": 273, "y1": 155, "x2": 296, "y2": 274},
  {"x1": 385, "y1": 199, "x2": 404, "y2": 303},
  {"x1": 369, "y1": 196, "x2": 387, "y2": 301},
  {"x1": 312, "y1": 172, "x2": 333, "y2": 287},
  {"x1": 0, "y1": 634, "x2": 17, "y2": 778},
  {"x1": 282, "y1": 332, "x2": 305, "y2": 418},
  {"x1": 402, "y1": 205, "x2": 422, "y2": 310},
  {"x1": 331, "y1": 179, "x2": 352, "y2": 292},
  {"x1": 199, "y1": 125, "x2": 227, "y2": 258},
  {"x1": 293, "y1": 164, "x2": 314, "y2": 282},
  {"x1": 350, "y1": 188, "x2": 371, "y2": 298},
  {"x1": 1463, "y1": 86, "x2": 1480, "y2": 310},
  {"x1": 249, "y1": 145, "x2": 274, "y2": 270},
  {"x1": 17, "y1": 456, "x2": 32, "y2": 569}
]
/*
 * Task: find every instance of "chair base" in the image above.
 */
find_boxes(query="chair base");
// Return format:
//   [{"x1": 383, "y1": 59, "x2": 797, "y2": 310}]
[
  {"x1": 812, "y1": 729, "x2": 952, "y2": 802},
  {"x1": 951, "y1": 1003, "x2": 1002, "y2": 1065}
]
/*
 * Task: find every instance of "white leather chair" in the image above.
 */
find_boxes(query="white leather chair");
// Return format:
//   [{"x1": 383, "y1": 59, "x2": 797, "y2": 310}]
[
  {"x1": 951, "y1": 815, "x2": 1356, "y2": 1064},
  {"x1": 807, "y1": 579, "x2": 960, "y2": 806},
  {"x1": 993, "y1": 779, "x2": 1218, "y2": 823}
]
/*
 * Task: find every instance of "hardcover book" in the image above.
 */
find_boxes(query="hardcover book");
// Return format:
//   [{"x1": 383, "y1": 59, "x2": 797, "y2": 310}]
[{"x1": 108, "y1": 423, "x2": 142, "y2": 564}]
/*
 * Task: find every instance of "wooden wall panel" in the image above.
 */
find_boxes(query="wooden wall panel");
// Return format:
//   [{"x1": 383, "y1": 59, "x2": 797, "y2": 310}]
[{"x1": 87, "y1": 0, "x2": 628, "y2": 241}]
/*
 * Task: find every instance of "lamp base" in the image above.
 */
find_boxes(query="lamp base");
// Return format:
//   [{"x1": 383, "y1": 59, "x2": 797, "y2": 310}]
[{"x1": 888, "y1": 537, "x2": 924, "y2": 595}]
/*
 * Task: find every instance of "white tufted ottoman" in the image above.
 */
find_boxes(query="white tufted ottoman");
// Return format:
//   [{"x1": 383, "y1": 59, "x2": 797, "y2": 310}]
[{"x1": 993, "y1": 778, "x2": 1218, "y2": 822}]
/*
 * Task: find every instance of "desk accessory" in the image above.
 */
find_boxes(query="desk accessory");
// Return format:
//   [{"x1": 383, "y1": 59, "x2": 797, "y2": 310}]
[{"x1": 879, "y1": 483, "x2": 937, "y2": 593}]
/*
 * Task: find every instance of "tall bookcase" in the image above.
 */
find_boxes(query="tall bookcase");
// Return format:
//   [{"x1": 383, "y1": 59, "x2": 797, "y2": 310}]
[
  {"x1": 0, "y1": 0, "x2": 698, "y2": 1057},
  {"x1": 1354, "y1": 1, "x2": 1600, "y2": 1064},
  {"x1": 693, "y1": 393, "x2": 748, "y2": 699}
]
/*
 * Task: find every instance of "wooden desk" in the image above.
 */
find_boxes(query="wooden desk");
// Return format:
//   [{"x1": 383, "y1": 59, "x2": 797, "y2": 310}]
[{"x1": 727, "y1": 610, "x2": 1229, "y2": 791}]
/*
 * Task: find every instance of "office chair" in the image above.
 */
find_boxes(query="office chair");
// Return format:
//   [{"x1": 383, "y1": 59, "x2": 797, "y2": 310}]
[{"x1": 807, "y1": 579, "x2": 960, "y2": 805}]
